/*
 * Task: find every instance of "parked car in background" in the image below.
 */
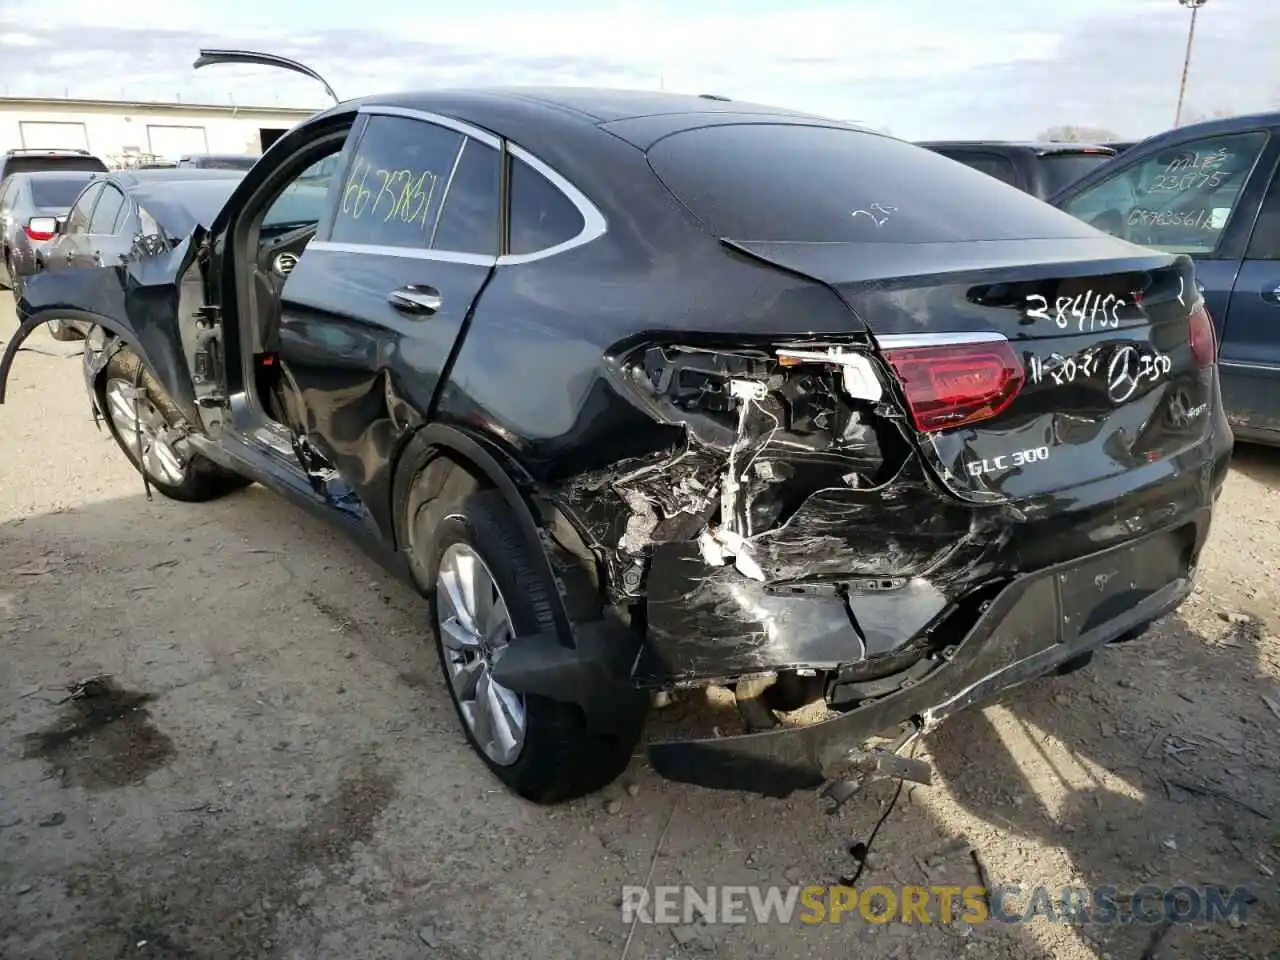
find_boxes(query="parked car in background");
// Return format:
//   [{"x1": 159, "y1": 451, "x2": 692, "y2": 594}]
[
  {"x1": 918, "y1": 141, "x2": 1117, "y2": 199},
  {"x1": 2, "y1": 89, "x2": 1230, "y2": 807},
  {"x1": 1052, "y1": 111, "x2": 1280, "y2": 445},
  {"x1": 33, "y1": 169, "x2": 245, "y2": 339},
  {"x1": 0, "y1": 148, "x2": 108, "y2": 189},
  {"x1": 0, "y1": 171, "x2": 100, "y2": 297},
  {"x1": 176, "y1": 154, "x2": 259, "y2": 171}
]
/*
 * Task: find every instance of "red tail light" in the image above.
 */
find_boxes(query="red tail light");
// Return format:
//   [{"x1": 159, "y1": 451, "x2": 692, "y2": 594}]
[
  {"x1": 1188, "y1": 302, "x2": 1216, "y2": 368},
  {"x1": 23, "y1": 218, "x2": 56, "y2": 242},
  {"x1": 880, "y1": 338, "x2": 1025, "y2": 433}
]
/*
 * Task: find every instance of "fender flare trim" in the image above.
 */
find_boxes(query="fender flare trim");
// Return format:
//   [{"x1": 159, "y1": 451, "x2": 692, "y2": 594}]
[{"x1": 391, "y1": 422, "x2": 578, "y2": 648}]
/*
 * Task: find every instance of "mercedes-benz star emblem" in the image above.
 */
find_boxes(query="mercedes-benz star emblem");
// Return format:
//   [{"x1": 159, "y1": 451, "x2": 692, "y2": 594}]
[{"x1": 1107, "y1": 345, "x2": 1141, "y2": 404}]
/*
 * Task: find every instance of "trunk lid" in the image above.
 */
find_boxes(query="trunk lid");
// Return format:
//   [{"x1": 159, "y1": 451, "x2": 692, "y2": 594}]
[{"x1": 727, "y1": 237, "x2": 1212, "y2": 504}]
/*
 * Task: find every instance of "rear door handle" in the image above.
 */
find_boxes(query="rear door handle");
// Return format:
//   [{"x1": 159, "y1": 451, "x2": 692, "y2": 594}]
[
  {"x1": 388, "y1": 285, "x2": 442, "y2": 315},
  {"x1": 1263, "y1": 281, "x2": 1280, "y2": 306}
]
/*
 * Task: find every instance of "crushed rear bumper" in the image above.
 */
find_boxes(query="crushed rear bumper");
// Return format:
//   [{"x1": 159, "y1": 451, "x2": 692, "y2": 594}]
[{"x1": 647, "y1": 512, "x2": 1208, "y2": 796}]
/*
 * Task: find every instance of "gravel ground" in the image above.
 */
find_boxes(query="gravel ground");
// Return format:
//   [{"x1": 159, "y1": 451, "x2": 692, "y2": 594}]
[{"x1": 2, "y1": 290, "x2": 1278, "y2": 960}]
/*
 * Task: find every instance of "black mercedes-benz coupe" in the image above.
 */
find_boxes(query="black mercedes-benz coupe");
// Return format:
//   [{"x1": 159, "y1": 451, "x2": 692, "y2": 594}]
[{"x1": 1, "y1": 88, "x2": 1232, "y2": 804}]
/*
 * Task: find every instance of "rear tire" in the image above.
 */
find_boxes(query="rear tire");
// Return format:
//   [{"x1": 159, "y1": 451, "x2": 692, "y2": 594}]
[
  {"x1": 100, "y1": 347, "x2": 250, "y2": 502},
  {"x1": 420, "y1": 489, "x2": 641, "y2": 804}
]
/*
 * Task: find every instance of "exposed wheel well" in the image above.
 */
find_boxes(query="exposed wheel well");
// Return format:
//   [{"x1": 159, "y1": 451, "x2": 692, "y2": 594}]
[{"x1": 391, "y1": 426, "x2": 607, "y2": 645}]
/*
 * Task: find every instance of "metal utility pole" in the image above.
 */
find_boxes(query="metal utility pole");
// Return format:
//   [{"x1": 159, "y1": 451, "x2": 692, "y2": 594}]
[{"x1": 1174, "y1": 0, "x2": 1209, "y2": 127}]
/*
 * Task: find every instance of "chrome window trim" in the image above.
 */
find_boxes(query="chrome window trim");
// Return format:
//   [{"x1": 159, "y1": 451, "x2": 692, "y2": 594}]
[
  {"x1": 429, "y1": 137, "x2": 469, "y2": 250},
  {"x1": 356, "y1": 105, "x2": 501, "y2": 151},
  {"x1": 875, "y1": 331, "x2": 1008, "y2": 349},
  {"x1": 326, "y1": 107, "x2": 606, "y2": 264},
  {"x1": 306, "y1": 240, "x2": 496, "y2": 266},
  {"x1": 1219, "y1": 359, "x2": 1280, "y2": 374},
  {"x1": 498, "y1": 143, "x2": 606, "y2": 265}
]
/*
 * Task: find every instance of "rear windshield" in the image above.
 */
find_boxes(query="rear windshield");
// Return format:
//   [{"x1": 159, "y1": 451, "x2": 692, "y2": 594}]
[
  {"x1": 1040, "y1": 153, "x2": 1113, "y2": 197},
  {"x1": 5, "y1": 155, "x2": 107, "y2": 177},
  {"x1": 647, "y1": 124, "x2": 1100, "y2": 243},
  {"x1": 30, "y1": 177, "x2": 94, "y2": 208}
]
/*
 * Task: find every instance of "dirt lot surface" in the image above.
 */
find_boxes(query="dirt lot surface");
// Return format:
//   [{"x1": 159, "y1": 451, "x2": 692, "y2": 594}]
[{"x1": 2, "y1": 289, "x2": 1279, "y2": 960}]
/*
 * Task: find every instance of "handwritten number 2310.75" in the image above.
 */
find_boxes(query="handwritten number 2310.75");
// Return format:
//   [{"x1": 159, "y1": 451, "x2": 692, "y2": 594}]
[{"x1": 1024, "y1": 292, "x2": 1125, "y2": 331}]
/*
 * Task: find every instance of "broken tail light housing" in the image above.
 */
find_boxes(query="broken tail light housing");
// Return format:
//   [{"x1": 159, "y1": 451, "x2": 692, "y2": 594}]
[
  {"x1": 1188, "y1": 302, "x2": 1216, "y2": 368},
  {"x1": 24, "y1": 217, "x2": 58, "y2": 242},
  {"x1": 880, "y1": 337, "x2": 1024, "y2": 433}
]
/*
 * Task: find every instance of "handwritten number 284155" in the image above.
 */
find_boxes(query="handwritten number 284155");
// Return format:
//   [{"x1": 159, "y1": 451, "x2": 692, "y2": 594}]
[{"x1": 1024, "y1": 292, "x2": 1124, "y2": 332}]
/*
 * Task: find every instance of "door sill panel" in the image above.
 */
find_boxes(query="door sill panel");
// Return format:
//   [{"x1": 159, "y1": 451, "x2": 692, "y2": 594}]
[{"x1": 185, "y1": 431, "x2": 410, "y2": 583}]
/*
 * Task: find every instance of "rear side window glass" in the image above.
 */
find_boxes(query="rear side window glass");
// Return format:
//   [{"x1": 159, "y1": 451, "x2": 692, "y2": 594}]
[
  {"x1": 944, "y1": 152, "x2": 1018, "y2": 187},
  {"x1": 1060, "y1": 131, "x2": 1268, "y2": 256},
  {"x1": 65, "y1": 182, "x2": 103, "y2": 235},
  {"x1": 432, "y1": 139, "x2": 500, "y2": 255},
  {"x1": 30, "y1": 178, "x2": 91, "y2": 208},
  {"x1": 1040, "y1": 153, "x2": 1113, "y2": 197},
  {"x1": 647, "y1": 124, "x2": 1099, "y2": 243},
  {"x1": 331, "y1": 115, "x2": 463, "y2": 249},
  {"x1": 89, "y1": 186, "x2": 126, "y2": 234},
  {"x1": 1246, "y1": 166, "x2": 1280, "y2": 260},
  {"x1": 508, "y1": 157, "x2": 585, "y2": 255}
]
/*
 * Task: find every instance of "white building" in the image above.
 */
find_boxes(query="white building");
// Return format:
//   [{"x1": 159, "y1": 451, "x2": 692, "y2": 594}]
[{"x1": 0, "y1": 96, "x2": 318, "y2": 167}]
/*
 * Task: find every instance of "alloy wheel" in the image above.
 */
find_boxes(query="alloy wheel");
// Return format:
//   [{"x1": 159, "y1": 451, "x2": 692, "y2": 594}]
[
  {"x1": 104, "y1": 377, "x2": 187, "y2": 486},
  {"x1": 435, "y1": 542, "x2": 527, "y2": 766}
]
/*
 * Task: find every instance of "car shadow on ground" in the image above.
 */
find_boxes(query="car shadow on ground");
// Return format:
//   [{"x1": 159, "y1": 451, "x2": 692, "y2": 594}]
[
  {"x1": 926, "y1": 611, "x2": 1279, "y2": 958},
  {"x1": 2, "y1": 487, "x2": 1276, "y2": 959},
  {"x1": 1228, "y1": 441, "x2": 1280, "y2": 487}
]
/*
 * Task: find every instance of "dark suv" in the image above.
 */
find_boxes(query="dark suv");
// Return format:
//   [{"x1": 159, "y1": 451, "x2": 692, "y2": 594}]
[
  {"x1": 0, "y1": 149, "x2": 108, "y2": 190},
  {"x1": 918, "y1": 142, "x2": 1117, "y2": 199}
]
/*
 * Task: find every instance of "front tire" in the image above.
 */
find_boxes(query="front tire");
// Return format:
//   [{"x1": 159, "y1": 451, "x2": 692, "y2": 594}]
[
  {"x1": 100, "y1": 348, "x2": 250, "y2": 502},
  {"x1": 421, "y1": 490, "x2": 640, "y2": 804}
]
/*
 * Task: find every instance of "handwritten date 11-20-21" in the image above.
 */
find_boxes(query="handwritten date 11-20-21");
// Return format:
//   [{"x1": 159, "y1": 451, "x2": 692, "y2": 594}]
[{"x1": 1024, "y1": 291, "x2": 1126, "y2": 331}]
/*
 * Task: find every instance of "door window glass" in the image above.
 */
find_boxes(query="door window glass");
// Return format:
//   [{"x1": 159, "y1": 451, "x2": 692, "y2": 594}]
[
  {"x1": 1060, "y1": 131, "x2": 1268, "y2": 255},
  {"x1": 431, "y1": 139, "x2": 500, "y2": 255},
  {"x1": 64, "y1": 182, "x2": 103, "y2": 235},
  {"x1": 89, "y1": 185, "x2": 126, "y2": 235},
  {"x1": 262, "y1": 152, "x2": 341, "y2": 232},
  {"x1": 1245, "y1": 165, "x2": 1280, "y2": 260},
  {"x1": 330, "y1": 115, "x2": 464, "y2": 249},
  {"x1": 508, "y1": 157, "x2": 585, "y2": 255}
]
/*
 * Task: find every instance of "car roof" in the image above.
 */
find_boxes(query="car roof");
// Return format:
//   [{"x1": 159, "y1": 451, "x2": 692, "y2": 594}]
[
  {"x1": 304, "y1": 87, "x2": 875, "y2": 169},
  {"x1": 388, "y1": 87, "x2": 826, "y2": 124},
  {"x1": 100, "y1": 168, "x2": 246, "y2": 188},
  {"x1": 918, "y1": 140, "x2": 1115, "y2": 155},
  {"x1": 1122, "y1": 110, "x2": 1280, "y2": 149},
  {"x1": 5, "y1": 170, "x2": 100, "y2": 183}
]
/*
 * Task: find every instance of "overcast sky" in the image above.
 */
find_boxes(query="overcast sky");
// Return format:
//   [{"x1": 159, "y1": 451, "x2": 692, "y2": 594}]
[{"x1": 0, "y1": 0, "x2": 1275, "y2": 139}]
